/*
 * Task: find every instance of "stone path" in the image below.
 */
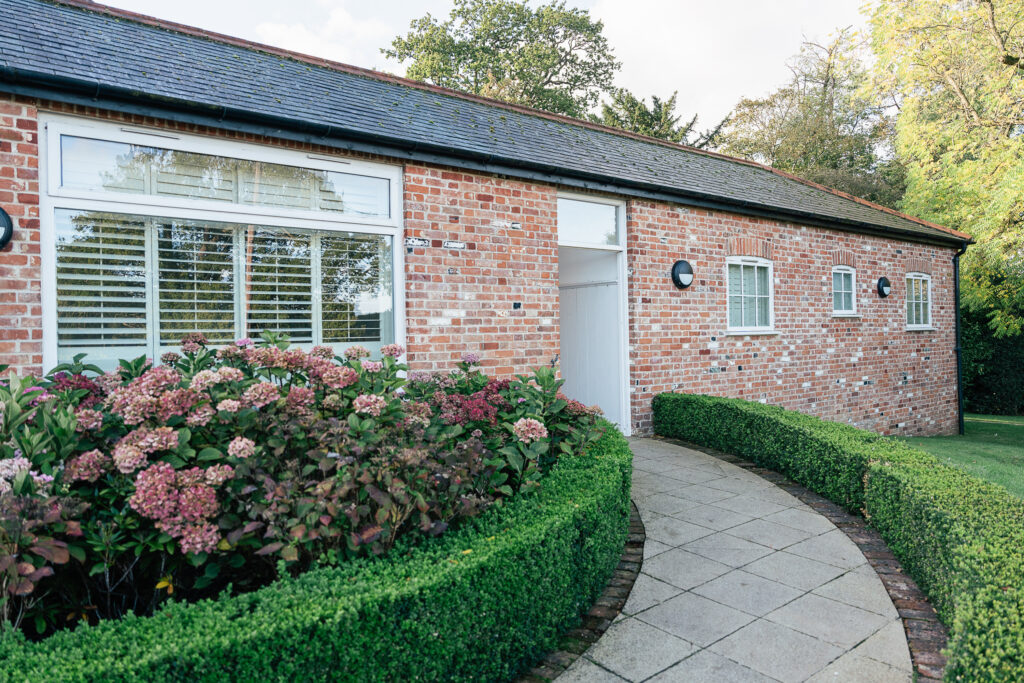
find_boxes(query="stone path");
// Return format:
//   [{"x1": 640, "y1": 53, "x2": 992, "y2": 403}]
[{"x1": 559, "y1": 438, "x2": 913, "y2": 683}]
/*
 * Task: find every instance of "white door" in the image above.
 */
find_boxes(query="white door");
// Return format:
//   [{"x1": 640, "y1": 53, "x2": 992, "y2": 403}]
[{"x1": 559, "y1": 279, "x2": 624, "y2": 430}]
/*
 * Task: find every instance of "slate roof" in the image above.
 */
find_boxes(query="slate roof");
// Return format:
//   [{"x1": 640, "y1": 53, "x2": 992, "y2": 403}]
[{"x1": 1, "y1": 0, "x2": 969, "y2": 245}]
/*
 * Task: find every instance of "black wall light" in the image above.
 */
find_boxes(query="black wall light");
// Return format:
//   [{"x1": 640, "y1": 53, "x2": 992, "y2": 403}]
[
  {"x1": 0, "y1": 208, "x2": 12, "y2": 251},
  {"x1": 877, "y1": 276, "x2": 892, "y2": 298},
  {"x1": 671, "y1": 260, "x2": 694, "y2": 289}
]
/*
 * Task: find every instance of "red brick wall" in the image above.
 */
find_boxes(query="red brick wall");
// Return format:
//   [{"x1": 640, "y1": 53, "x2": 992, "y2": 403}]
[
  {"x1": 402, "y1": 166, "x2": 560, "y2": 376},
  {"x1": 0, "y1": 96, "x2": 41, "y2": 376},
  {"x1": 626, "y1": 200, "x2": 959, "y2": 436},
  {"x1": 0, "y1": 97, "x2": 959, "y2": 436}
]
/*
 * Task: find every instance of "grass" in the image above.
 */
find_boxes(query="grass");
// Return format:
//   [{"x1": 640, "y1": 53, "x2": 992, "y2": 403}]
[{"x1": 904, "y1": 413, "x2": 1024, "y2": 498}]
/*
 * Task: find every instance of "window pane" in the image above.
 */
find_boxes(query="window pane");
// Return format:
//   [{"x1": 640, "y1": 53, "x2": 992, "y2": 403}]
[
  {"x1": 156, "y1": 219, "x2": 236, "y2": 348},
  {"x1": 243, "y1": 228, "x2": 313, "y2": 343},
  {"x1": 321, "y1": 233, "x2": 394, "y2": 353},
  {"x1": 728, "y1": 264, "x2": 742, "y2": 296},
  {"x1": 843, "y1": 292, "x2": 853, "y2": 311},
  {"x1": 743, "y1": 265, "x2": 756, "y2": 297},
  {"x1": 907, "y1": 299, "x2": 915, "y2": 324},
  {"x1": 833, "y1": 271, "x2": 842, "y2": 293},
  {"x1": 55, "y1": 210, "x2": 149, "y2": 368},
  {"x1": 557, "y1": 198, "x2": 618, "y2": 246},
  {"x1": 757, "y1": 296, "x2": 769, "y2": 326},
  {"x1": 756, "y1": 265, "x2": 769, "y2": 295},
  {"x1": 743, "y1": 295, "x2": 757, "y2": 327},
  {"x1": 834, "y1": 291, "x2": 843, "y2": 310},
  {"x1": 728, "y1": 296, "x2": 743, "y2": 327},
  {"x1": 60, "y1": 135, "x2": 391, "y2": 219},
  {"x1": 921, "y1": 301, "x2": 929, "y2": 325}
]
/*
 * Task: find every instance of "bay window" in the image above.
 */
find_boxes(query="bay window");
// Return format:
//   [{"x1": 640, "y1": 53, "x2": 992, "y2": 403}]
[{"x1": 43, "y1": 117, "x2": 402, "y2": 369}]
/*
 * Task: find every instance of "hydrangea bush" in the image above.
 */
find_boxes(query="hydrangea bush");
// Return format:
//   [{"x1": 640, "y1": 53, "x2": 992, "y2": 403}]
[{"x1": 0, "y1": 334, "x2": 602, "y2": 637}]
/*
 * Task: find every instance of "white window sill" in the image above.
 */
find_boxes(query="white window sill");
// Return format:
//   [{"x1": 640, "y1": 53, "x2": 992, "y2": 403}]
[
  {"x1": 906, "y1": 326, "x2": 936, "y2": 332},
  {"x1": 831, "y1": 313, "x2": 861, "y2": 318},
  {"x1": 725, "y1": 329, "x2": 780, "y2": 337}
]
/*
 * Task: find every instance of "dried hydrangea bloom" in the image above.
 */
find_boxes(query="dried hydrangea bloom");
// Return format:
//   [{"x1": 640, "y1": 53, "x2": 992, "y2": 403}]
[
  {"x1": 227, "y1": 436, "x2": 256, "y2": 459},
  {"x1": 352, "y1": 393, "x2": 388, "y2": 417},
  {"x1": 344, "y1": 345, "x2": 371, "y2": 360},
  {"x1": 217, "y1": 399, "x2": 241, "y2": 413},
  {"x1": 360, "y1": 360, "x2": 383, "y2": 373},
  {"x1": 380, "y1": 343, "x2": 405, "y2": 358},
  {"x1": 512, "y1": 417, "x2": 548, "y2": 444},
  {"x1": 242, "y1": 382, "x2": 280, "y2": 409},
  {"x1": 74, "y1": 407, "x2": 104, "y2": 431},
  {"x1": 65, "y1": 449, "x2": 111, "y2": 483}
]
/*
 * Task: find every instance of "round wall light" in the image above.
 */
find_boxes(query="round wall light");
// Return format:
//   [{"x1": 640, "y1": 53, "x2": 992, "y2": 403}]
[
  {"x1": 0, "y1": 208, "x2": 12, "y2": 251},
  {"x1": 671, "y1": 260, "x2": 694, "y2": 289},
  {"x1": 877, "y1": 276, "x2": 892, "y2": 298}
]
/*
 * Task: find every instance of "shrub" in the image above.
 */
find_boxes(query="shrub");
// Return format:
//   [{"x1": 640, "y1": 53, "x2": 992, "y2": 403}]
[
  {"x1": 652, "y1": 392, "x2": 1024, "y2": 682},
  {"x1": 0, "y1": 335, "x2": 603, "y2": 638},
  {"x1": 0, "y1": 425, "x2": 632, "y2": 682}
]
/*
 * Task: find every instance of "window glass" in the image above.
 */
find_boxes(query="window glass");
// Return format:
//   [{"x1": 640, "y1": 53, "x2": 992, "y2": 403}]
[
  {"x1": 557, "y1": 197, "x2": 618, "y2": 246},
  {"x1": 60, "y1": 135, "x2": 391, "y2": 218},
  {"x1": 832, "y1": 269, "x2": 855, "y2": 313},
  {"x1": 727, "y1": 261, "x2": 772, "y2": 329},
  {"x1": 906, "y1": 275, "x2": 931, "y2": 327},
  {"x1": 54, "y1": 209, "x2": 394, "y2": 369}
]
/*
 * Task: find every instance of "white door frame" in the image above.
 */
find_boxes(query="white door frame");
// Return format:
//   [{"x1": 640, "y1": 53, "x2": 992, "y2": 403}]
[{"x1": 556, "y1": 192, "x2": 631, "y2": 436}]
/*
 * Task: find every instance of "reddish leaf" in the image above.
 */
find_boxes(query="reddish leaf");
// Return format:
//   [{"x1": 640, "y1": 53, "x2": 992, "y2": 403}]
[
  {"x1": 31, "y1": 542, "x2": 70, "y2": 564},
  {"x1": 281, "y1": 545, "x2": 299, "y2": 562},
  {"x1": 9, "y1": 577, "x2": 34, "y2": 596},
  {"x1": 28, "y1": 566, "x2": 54, "y2": 582},
  {"x1": 255, "y1": 542, "x2": 284, "y2": 556},
  {"x1": 0, "y1": 556, "x2": 14, "y2": 573},
  {"x1": 242, "y1": 521, "x2": 264, "y2": 534},
  {"x1": 16, "y1": 562, "x2": 36, "y2": 576},
  {"x1": 290, "y1": 524, "x2": 307, "y2": 540}
]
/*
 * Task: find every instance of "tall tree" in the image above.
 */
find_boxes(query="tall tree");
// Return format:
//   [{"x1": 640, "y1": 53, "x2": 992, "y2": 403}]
[
  {"x1": 591, "y1": 89, "x2": 726, "y2": 147},
  {"x1": 868, "y1": 0, "x2": 1024, "y2": 336},
  {"x1": 717, "y1": 29, "x2": 905, "y2": 208},
  {"x1": 384, "y1": 0, "x2": 619, "y2": 118}
]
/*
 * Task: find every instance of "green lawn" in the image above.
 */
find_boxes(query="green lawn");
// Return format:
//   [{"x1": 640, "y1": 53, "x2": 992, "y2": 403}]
[{"x1": 904, "y1": 413, "x2": 1024, "y2": 498}]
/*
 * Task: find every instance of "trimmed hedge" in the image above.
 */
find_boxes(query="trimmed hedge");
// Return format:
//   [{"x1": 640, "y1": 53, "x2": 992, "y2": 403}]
[
  {"x1": 0, "y1": 425, "x2": 632, "y2": 682},
  {"x1": 653, "y1": 393, "x2": 1024, "y2": 682}
]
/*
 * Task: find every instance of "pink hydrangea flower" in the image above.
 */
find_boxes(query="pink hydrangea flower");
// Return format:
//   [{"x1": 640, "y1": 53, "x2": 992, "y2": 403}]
[
  {"x1": 186, "y1": 404, "x2": 216, "y2": 427},
  {"x1": 108, "y1": 366, "x2": 181, "y2": 425},
  {"x1": 160, "y1": 351, "x2": 182, "y2": 365},
  {"x1": 286, "y1": 386, "x2": 315, "y2": 409},
  {"x1": 242, "y1": 382, "x2": 280, "y2": 409},
  {"x1": 216, "y1": 366, "x2": 244, "y2": 382},
  {"x1": 235, "y1": 338, "x2": 253, "y2": 348},
  {"x1": 461, "y1": 352, "x2": 481, "y2": 365},
  {"x1": 189, "y1": 370, "x2": 221, "y2": 391},
  {"x1": 344, "y1": 345, "x2": 370, "y2": 360},
  {"x1": 512, "y1": 417, "x2": 548, "y2": 444},
  {"x1": 113, "y1": 444, "x2": 147, "y2": 474},
  {"x1": 217, "y1": 399, "x2": 241, "y2": 413},
  {"x1": 380, "y1": 343, "x2": 405, "y2": 358},
  {"x1": 129, "y1": 462, "x2": 177, "y2": 519},
  {"x1": 74, "y1": 408, "x2": 104, "y2": 432},
  {"x1": 228, "y1": 436, "x2": 256, "y2": 459},
  {"x1": 360, "y1": 360, "x2": 383, "y2": 373},
  {"x1": 174, "y1": 521, "x2": 220, "y2": 555},
  {"x1": 319, "y1": 365, "x2": 358, "y2": 390},
  {"x1": 310, "y1": 345, "x2": 335, "y2": 359},
  {"x1": 203, "y1": 464, "x2": 235, "y2": 486},
  {"x1": 353, "y1": 393, "x2": 388, "y2": 417},
  {"x1": 65, "y1": 449, "x2": 111, "y2": 483}
]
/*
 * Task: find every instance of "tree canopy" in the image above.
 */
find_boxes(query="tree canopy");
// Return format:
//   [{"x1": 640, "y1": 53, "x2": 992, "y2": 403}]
[
  {"x1": 716, "y1": 28, "x2": 905, "y2": 208},
  {"x1": 591, "y1": 89, "x2": 725, "y2": 148},
  {"x1": 384, "y1": 0, "x2": 619, "y2": 118},
  {"x1": 868, "y1": 0, "x2": 1024, "y2": 336}
]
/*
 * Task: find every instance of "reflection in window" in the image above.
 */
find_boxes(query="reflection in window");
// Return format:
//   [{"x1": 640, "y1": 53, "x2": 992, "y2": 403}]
[
  {"x1": 60, "y1": 135, "x2": 390, "y2": 218},
  {"x1": 557, "y1": 197, "x2": 619, "y2": 246}
]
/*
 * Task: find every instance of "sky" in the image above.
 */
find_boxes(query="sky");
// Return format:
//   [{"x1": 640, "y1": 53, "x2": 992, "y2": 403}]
[{"x1": 101, "y1": 0, "x2": 867, "y2": 127}]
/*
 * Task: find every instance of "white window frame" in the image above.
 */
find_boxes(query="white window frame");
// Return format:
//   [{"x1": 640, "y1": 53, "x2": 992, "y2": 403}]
[
  {"x1": 831, "y1": 265, "x2": 858, "y2": 317},
  {"x1": 905, "y1": 272, "x2": 933, "y2": 331},
  {"x1": 725, "y1": 256, "x2": 776, "y2": 335},
  {"x1": 39, "y1": 113, "x2": 406, "y2": 369}
]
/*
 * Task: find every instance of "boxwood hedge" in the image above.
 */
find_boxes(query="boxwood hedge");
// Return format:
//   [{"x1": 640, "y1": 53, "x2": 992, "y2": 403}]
[
  {"x1": 0, "y1": 425, "x2": 632, "y2": 682},
  {"x1": 653, "y1": 393, "x2": 1024, "y2": 681}
]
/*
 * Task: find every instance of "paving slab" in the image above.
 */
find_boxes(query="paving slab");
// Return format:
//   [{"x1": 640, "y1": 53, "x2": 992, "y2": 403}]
[{"x1": 560, "y1": 438, "x2": 913, "y2": 682}]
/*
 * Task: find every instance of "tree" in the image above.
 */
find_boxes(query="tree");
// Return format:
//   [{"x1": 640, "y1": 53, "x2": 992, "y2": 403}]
[
  {"x1": 384, "y1": 0, "x2": 619, "y2": 118},
  {"x1": 868, "y1": 0, "x2": 1024, "y2": 336},
  {"x1": 591, "y1": 89, "x2": 726, "y2": 147},
  {"x1": 717, "y1": 29, "x2": 905, "y2": 208}
]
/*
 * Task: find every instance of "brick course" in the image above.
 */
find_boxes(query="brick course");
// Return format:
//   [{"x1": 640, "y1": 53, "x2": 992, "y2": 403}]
[{"x1": 0, "y1": 96, "x2": 959, "y2": 435}]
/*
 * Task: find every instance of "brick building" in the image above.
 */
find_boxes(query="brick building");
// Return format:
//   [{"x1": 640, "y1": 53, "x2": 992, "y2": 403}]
[{"x1": 0, "y1": 0, "x2": 970, "y2": 436}]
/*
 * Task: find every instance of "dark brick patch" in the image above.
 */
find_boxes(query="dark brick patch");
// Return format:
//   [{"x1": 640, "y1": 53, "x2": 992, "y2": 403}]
[
  {"x1": 516, "y1": 502, "x2": 645, "y2": 682},
  {"x1": 662, "y1": 437, "x2": 948, "y2": 682}
]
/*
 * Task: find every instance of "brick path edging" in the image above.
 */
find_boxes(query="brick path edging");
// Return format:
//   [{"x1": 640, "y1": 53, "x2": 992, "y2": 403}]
[
  {"x1": 517, "y1": 502, "x2": 646, "y2": 682},
  {"x1": 664, "y1": 437, "x2": 949, "y2": 682}
]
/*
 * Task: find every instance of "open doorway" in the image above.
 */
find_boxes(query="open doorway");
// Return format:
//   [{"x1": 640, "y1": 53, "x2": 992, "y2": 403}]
[{"x1": 556, "y1": 194, "x2": 629, "y2": 435}]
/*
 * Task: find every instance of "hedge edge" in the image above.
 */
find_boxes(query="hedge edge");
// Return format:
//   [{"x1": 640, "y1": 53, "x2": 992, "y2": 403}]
[
  {"x1": 652, "y1": 393, "x2": 1024, "y2": 682},
  {"x1": 0, "y1": 425, "x2": 633, "y2": 682}
]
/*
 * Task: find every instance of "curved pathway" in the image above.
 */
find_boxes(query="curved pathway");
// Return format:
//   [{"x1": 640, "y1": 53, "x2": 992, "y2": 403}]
[{"x1": 560, "y1": 438, "x2": 913, "y2": 683}]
